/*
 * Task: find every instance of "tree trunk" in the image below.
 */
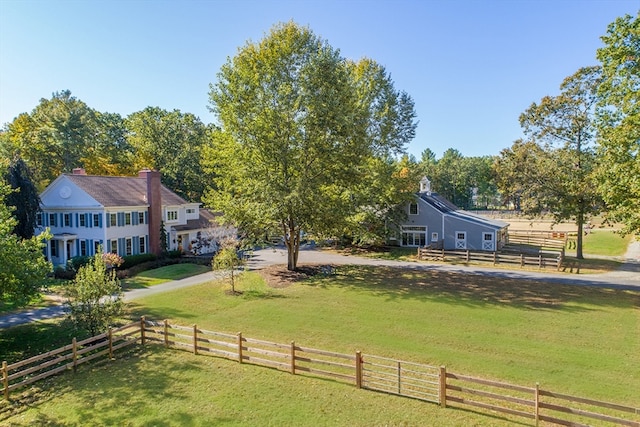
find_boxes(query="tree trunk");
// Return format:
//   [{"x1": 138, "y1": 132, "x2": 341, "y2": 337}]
[
  {"x1": 283, "y1": 218, "x2": 300, "y2": 271},
  {"x1": 576, "y1": 207, "x2": 585, "y2": 260}
]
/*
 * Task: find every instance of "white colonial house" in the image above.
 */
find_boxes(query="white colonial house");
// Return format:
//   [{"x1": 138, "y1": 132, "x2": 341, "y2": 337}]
[{"x1": 36, "y1": 168, "x2": 227, "y2": 266}]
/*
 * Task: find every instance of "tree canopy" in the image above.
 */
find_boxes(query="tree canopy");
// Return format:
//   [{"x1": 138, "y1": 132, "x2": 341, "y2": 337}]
[
  {"x1": 504, "y1": 67, "x2": 603, "y2": 259},
  {"x1": 595, "y1": 13, "x2": 640, "y2": 235},
  {"x1": 206, "y1": 22, "x2": 417, "y2": 270},
  {"x1": 0, "y1": 171, "x2": 51, "y2": 306},
  {"x1": 127, "y1": 107, "x2": 212, "y2": 201}
]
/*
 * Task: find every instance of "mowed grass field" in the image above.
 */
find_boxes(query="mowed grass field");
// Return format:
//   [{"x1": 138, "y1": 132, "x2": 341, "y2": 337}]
[{"x1": 3, "y1": 265, "x2": 639, "y2": 425}]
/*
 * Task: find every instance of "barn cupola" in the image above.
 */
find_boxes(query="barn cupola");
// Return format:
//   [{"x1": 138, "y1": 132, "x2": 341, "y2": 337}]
[{"x1": 419, "y1": 176, "x2": 431, "y2": 194}]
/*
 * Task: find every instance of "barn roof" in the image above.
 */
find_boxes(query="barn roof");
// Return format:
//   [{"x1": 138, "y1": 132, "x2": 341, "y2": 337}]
[{"x1": 418, "y1": 192, "x2": 508, "y2": 230}]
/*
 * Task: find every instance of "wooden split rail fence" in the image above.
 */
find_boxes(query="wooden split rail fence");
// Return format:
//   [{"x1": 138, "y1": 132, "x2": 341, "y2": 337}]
[
  {"x1": 3, "y1": 317, "x2": 639, "y2": 426},
  {"x1": 1, "y1": 321, "x2": 140, "y2": 401},
  {"x1": 418, "y1": 247, "x2": 564, "y2": 270}
]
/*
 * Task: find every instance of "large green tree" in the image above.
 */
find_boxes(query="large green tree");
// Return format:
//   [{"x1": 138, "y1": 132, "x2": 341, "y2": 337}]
[
  {"x1": 206, "y1": 22, "x2": 416, "y2": 270},
  {"x1": 126, "y1": 107, "x2": 210, "y2": 201},
  {"x1": 4, "y1": 156, "x2": 41, "y2": 239},
  {"x1": 0, "y1": 172, "x2": 51, "y2": 306},
  {"x1": 596, "y1": 13, "x2": 640, "y2": 235},
  {"x1": 518, "y1": 66, "x2": 603, "y2": 258}
]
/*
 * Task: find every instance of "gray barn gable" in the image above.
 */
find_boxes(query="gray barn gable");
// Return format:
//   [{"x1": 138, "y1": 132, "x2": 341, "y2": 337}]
[{"x1": 391, "y1": 178, "x2": 508, "y2": 251}]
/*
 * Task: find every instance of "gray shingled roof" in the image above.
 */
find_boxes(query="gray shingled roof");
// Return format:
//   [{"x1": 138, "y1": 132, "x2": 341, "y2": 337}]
[
  {"x1": 65, "y1": 174, "x2": 187, "y2": 207},
  {"x1": 173, "y1": 209, "x2": 222, "y2": 231},
  {"x1": 419, "y1": 192, "x2": 508, "y2": 229}
]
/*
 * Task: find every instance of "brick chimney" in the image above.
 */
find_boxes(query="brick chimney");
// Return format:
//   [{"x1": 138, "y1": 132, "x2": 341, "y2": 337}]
[
  {"x1": 72, "y1": 168, "x2": 87, "y2": 175},
  {"x1": 139, "y1": 169, "x2": 162, "y2": 255}
]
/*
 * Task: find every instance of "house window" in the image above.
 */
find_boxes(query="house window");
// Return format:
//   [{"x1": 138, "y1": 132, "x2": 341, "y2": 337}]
[
  {"x1": 431, "y1": 232, "x2": 439, "y2": 242},
  {"x1": 50, "y1": 240, "x2": 58, "y2": 257},
  {"x1": 125, "y1": 238, "x2": 133, "y2": 256},
  {"x1": 49, "y1": 213, "x2": 57, "y2": 227},
  {"x1": 138, "y1": 212, "x2": 145, "y2": 225},
  {"x1": 64, "y1": 213, "x2": 71, "y2": 227},
  {"x1": 80, "y1": 240, "x2": 88, "y2": 256},
  {"x1": 36, "y1": 213, "x2": 43, "y2": 226},
  {"x1": 401, "y1": 226, "x2": 426, "y2": 247},
  {"x1": 95, "y1": 241, "x2": 102, "y2": 254},
  {"x1": 110, "y1": 240, "x2": 118, "y2": 254},
  {"x1": 109, "y1": 213, "x2": 117, "y2": 227},
  {"x1": 409, "y1": 203, "x2": 418, "y2": 215},
  {"x1": 125, "y1": 212, "x2": 131, "y2": 225},
  {"x1": 186, "y1": 208, "x2": 195, "y2": 214},
  {"x1": 139, "y1": 236, "x2": 146, "y2": 254},
  {"x1": 94, "y1": 214, "x2": 101, "y2": 227},
  {"x1": 167, "y1": 210, "x2": 178, "y2": 221},
  {"x1": 79, "y1": 214, "x2": 86, "y2": 227}
]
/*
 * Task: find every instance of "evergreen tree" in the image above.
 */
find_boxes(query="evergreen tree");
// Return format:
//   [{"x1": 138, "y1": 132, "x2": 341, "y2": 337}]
[{"x1": 4, "y1": 156, "x2": 41, "y2": 239}]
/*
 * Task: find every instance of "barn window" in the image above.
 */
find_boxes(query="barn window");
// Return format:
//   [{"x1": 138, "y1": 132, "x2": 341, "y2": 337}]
[{"x1": 409, "y1": 203, "x2": 418, "y2": 215}]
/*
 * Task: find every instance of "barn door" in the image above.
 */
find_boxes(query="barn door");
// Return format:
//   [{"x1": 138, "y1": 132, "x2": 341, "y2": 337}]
[
  {"x1": 455, "y1": 232, "x2": 466, "y2": 249},
  {"x1": 482, "y1": 232, "x2": 495, "y2": 251}
]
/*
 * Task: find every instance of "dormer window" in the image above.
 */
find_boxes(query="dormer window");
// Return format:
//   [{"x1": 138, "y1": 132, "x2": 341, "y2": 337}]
[
  {"x1": 167, "y1": 210, "x2": 178, "y2": 221},
  {"x1": 409, "y1": 202, "x2": 418, "y2": 215}
]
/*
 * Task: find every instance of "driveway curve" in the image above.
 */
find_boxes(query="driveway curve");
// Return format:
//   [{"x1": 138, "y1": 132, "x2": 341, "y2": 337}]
[{"x1": 1, "y1": 246, "x2": 638, "y2": 329}]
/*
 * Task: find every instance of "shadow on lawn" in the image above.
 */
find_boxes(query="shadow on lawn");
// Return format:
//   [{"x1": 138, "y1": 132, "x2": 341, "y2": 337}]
[
  {"x1": 310, "y1": 265, "x2": 640, "y2": 311},
  {"x1": 1, "y1": 347, "x2": 233, "y2": 426}
]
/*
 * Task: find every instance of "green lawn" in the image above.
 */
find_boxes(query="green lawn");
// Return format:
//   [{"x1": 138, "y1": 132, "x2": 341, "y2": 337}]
[
  {"x1": 121, "y1": 263, "x2": 210, "y2": 289},
  {"x1": 1, "y1": 347, "x2": 509, "y2": 426},
  {"x1": 126, "y1": 267, "x2": 639, "y2": 404},
  {"x1": 581, "y1": 230, "x2": 634, "y2": 257},
  {"x1": 3, "y1": 266, "x2": 639, "y2": 425}
]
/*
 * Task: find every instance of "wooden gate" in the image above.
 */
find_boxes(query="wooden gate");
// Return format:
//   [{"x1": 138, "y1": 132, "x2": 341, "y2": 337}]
[{"x1": 361, "y1": 354, "x2": 440, "y2": 403}]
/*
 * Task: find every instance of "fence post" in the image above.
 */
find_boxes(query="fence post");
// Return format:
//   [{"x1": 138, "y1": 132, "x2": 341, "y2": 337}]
[
  {"x1": 237, "y1": 332, "x2": 243, "y2": 363},
  {"x1": 466, "y1": 250, "x2": 470, "y2": 263},
  {"x1": 290, "y1": 341, "x2": 296, "y2": 375},
  {"x1": 521, "y1": 253, "x2": 525, "y2": 267},
  {"x1": 72, "y1": 337, "x2": 78, "y2": 372},
  {"x1": 193, "y1": 324, "x2": 198, "y2": 355},
  {"x1": 439, "y1": 366, "x2": 447, "y2": 408},
  {"x1": 493, "y1": 251, "x2": 497, "y2": 265},
  {"x1": 534, "y1": 382, "x2": 540, "y2": 426},
  {"x1": 164, "y1": 319, "x2": 169, "y2": 347},
  {"x1": 397, "y1": 361, "x2": 402, "y2": 394},
  {"x1": 2, "y1": 361, "x2": 8, "y2": 401},
  {"x1": 538, "y1": 254, "x2": 542, "y2": 268},
  {"x1": 355, "y1": 351, "x2": 362, "y2": 389},
  {"x1": 441, "y1": 248, "x2": 445, "y2": 261},
  {"x1": 140, "y1": 316, "x2": 146, "y2": 345},
  {"x1": 108, "y1": 327, "x2": 113, "y2": 359}
]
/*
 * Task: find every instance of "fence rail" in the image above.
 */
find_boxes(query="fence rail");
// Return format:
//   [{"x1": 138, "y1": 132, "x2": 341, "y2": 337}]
[
  {"x1": 3, "y1": 318, "x2": 639, "y2": 427},
  {"x1": 417, "y1": 247, "x2": 564, "y2": 270},
  {"x1": 2, "y1": 321, "x2": 140, "y2": 400}
]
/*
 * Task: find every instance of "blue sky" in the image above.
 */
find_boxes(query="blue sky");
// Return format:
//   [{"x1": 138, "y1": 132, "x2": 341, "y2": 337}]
[{"x1": 0, "y1": 0, "x2": 637, "y2": 159}]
